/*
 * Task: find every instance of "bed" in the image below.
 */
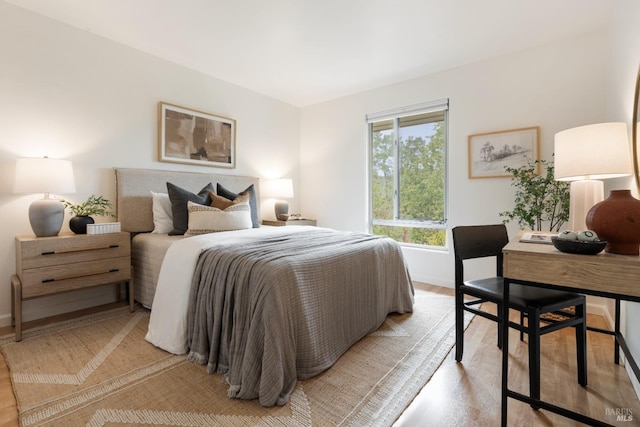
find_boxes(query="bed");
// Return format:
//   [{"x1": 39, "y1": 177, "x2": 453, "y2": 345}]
[{"x1": 115, "y1": 167, "x2": 414, "y2": 407}]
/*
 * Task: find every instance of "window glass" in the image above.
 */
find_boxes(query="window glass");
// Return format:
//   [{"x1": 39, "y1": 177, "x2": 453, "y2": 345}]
[{"x1": 369, "y1": 102, "x2": 448, "y2": 247}]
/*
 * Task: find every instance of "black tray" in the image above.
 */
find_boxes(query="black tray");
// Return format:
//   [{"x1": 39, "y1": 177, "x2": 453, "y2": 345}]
[{"x1": 551, "y1": 237, "x2": 606, "y2": 255}]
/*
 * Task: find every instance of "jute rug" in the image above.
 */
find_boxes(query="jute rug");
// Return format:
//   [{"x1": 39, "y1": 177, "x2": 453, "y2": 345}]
[{"x1": 0, "y1": 287, "x2": 471, "y2": 426}]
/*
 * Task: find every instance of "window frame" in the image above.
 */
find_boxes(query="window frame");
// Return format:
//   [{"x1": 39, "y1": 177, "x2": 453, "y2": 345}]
[{"x1": 367, "y1": 99, "x2": 449, "y2": 248}]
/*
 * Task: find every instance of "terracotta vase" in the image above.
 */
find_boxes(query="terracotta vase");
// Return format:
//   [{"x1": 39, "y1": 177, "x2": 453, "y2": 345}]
[{"x1": 586, "y1": 190, "x2": 640, "y2": 255}]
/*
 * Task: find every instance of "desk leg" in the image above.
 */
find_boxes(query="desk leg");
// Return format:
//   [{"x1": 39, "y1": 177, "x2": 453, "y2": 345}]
[
  {"x1": 615, "y1": 298, "x2": 621, "y2": 364},
  {"x1": 501, "y1": 278, "x2": 510, "y2": 427}
]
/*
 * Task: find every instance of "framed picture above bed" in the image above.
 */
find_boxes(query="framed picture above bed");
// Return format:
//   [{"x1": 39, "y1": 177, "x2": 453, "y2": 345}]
[
  {"x1": 468, "y1": 126, "x2": 539, "y2": 179},
  {"x1": 158, "y1": 102, "x2": 236, "y2": 169}
]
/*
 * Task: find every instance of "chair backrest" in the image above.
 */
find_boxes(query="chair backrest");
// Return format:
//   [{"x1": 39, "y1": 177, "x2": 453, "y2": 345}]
[{"x1": 452, "y1": 224, "x2": 509, "y2": 281}]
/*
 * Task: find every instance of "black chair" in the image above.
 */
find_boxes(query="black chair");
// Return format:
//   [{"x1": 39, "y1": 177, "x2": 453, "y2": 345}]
[{"x1": 452, "y1": 224, "x2": 587, "y2": 402}]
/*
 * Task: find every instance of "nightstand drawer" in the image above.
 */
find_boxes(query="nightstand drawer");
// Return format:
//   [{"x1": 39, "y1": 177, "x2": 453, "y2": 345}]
[
  {"x1": 17, "y1": 233, "x2": 130, "y2": 270},
  {"x1": 21, "y1": 257, "x2": 131, "y2": 298},
  {"x1": 13, "y1": 231, "x2": 134, "y2": 341}
]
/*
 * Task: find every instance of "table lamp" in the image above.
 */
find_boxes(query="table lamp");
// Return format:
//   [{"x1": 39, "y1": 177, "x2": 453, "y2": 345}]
[
  {"x1": 554, "y1": 122, "x2": 632, "y2": 231},
  {"x1": 263, "y1": 178, "x2": 294, "y2": 220},
  {"x1": 14, "y1": 157, "x2": 76, "y2": 237}
]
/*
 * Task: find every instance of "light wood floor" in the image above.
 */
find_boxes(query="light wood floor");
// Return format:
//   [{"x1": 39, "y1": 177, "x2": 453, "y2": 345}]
[
  {"x1": 396, "y1": 284, "x2": 640, "y2": 426},
  {"x1": 1, "y1": 285, "x2": 639, "y2": 426}
]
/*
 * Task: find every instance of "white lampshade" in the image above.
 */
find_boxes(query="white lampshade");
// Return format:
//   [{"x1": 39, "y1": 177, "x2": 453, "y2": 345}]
[
  {"x1": 14, "y1": 157, "x2": 76, "y2": 195},
  {"x1": 14, "y1": 157, "x2": 76, "y2": 237},
  {"x1": 262, "y1": 178, "x2": 294, "y2": 199},
  {"x1": 554, "y1": 122, "x2": 632, "y2": 181},
  {"x1": 554, "y1": 123, "x2": 631, "y2": 231}
]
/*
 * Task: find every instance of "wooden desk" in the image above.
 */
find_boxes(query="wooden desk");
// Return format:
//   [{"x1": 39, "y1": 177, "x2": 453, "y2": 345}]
[{"x1": 501, "y1": 238, "x2": 640, "y2": 426}]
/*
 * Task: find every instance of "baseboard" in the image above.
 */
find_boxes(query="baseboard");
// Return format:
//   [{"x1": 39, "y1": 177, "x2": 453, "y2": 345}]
[{"x1": 586, "y1": 299, "x2": 615, "y2": 327}]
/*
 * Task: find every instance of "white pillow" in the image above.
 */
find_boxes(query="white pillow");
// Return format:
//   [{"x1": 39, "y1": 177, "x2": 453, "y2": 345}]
[
  {"x1": 185, "y1": 201, "x2": 252, "y2": 236},
  {"x1": 151, "y1": 191, "x2": 173, "y2": 234}
]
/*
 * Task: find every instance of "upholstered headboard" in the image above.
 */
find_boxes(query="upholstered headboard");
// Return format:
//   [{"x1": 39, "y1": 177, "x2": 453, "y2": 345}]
[{"x1": 115, "y1": 168, "x2": 260, "y2": 233}]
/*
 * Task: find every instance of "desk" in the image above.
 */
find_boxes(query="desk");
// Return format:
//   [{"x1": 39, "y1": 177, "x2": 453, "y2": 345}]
[{"x1": 501, "y1": 238, "x2": 640, "y2": 426}]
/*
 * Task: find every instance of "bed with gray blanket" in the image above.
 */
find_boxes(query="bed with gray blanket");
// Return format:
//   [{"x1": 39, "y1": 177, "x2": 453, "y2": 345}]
[{"x1": 115, "y1": 168, "x2": 414, "y2": 407}]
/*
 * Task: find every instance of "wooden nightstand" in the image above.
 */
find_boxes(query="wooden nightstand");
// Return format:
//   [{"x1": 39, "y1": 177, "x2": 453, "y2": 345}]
[
  {"x1": 12, "y1": 232, "x2": 133, "y2": 341},
  {"x1": 262, "y1": 219, "x2": 317, "y2": 227}
]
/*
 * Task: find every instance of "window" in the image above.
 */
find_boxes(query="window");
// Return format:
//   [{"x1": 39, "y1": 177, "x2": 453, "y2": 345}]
[{"x1": 368, "y1": 99, "x2": 448, "y2": 247}]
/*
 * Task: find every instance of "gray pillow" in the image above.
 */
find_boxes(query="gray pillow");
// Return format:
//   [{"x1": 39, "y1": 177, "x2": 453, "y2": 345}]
[
  {"x1": 167, "y1": 182, "x2": 214, "y2": 235},
  {"x1": 216, "y1": 183, "x2": 259, "y2": 228}
]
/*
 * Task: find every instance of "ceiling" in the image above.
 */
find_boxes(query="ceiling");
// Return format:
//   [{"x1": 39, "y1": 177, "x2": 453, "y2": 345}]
[{"x1": 6, "y1": 0, "x2": 613, "y2": 107}]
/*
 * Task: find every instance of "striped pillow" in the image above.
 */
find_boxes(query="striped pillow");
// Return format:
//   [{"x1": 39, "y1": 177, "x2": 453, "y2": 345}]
[{"x1": 185, "y1": 201, "x2": 252, "y2": 236}]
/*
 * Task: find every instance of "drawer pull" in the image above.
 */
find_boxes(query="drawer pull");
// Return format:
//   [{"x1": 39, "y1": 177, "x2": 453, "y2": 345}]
[
  {"x1": 41, "y1": 269, "x2": 120, "y2": 283},
  {"x1": 42, "y1": 244, "x2": 119, "y2": 256}
]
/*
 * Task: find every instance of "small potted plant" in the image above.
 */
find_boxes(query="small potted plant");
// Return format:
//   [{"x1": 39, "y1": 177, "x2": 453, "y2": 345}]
[{"x1": 61, "y1": 195, "x2": 114, "y2": 234}]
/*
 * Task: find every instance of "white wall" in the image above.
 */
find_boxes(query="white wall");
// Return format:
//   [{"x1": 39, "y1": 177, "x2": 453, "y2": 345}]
[
  {"x1": 300, "y1": 31, "x2": 608, "y2": 286},
  {"x1": 609, "y1": 0, "x2": 640, "y2": 397},
  {"x1": 1, "y1": 0, "x2": 637, "y2": 403},
  {"x1": 0, "y1": 3, "x2": 300, "y2": 326},
  {"x1": 0, "y1": 0, "x2": 628, "y2": 356}
]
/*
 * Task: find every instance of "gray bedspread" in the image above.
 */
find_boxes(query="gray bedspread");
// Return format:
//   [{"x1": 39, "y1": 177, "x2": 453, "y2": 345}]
[{"x1": 185, "y1": 228, "x2": 414, "y2": 406}]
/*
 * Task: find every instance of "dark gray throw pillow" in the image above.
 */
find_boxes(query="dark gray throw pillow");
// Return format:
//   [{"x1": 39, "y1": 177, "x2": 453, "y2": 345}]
[
  {"x1": 167, "y1": 182, "x2": 214, "y2": 235},
  {"x1": 216, "y1": 183, "x2": 259, "y2": 228}
]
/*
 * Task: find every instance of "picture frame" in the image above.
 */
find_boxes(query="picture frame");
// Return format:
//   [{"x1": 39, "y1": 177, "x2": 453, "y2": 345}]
[
  {"x1": 159, "y1": 102, "x2": 236, "y2": 168},
  {"x1": 468, "y1": 126, "x2": 540, "y2": 179}
]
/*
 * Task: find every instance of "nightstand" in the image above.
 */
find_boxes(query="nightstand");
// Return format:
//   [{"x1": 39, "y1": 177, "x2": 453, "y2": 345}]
[
  {"x1": 262, "y1": 219, "x2": 317, "y2": 227},
  {"x1": 12, "y1": 232, "x2": 133, "y2": 341}
]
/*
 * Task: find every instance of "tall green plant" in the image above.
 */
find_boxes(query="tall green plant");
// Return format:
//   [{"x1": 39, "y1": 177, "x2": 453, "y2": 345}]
[{"x1": 499, "y1": 157, "x2": 569, "y2": 232}]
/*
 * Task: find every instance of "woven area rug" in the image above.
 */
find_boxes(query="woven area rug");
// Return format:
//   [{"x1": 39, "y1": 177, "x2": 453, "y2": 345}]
[{"x1": 0, "y1": 287, "x2": 471, "y2": 426}]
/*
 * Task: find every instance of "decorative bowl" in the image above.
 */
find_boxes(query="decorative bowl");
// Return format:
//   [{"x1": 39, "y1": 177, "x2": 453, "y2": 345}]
[{"x1": 551, "y1": 237, "x2": 606, "y2": 255}]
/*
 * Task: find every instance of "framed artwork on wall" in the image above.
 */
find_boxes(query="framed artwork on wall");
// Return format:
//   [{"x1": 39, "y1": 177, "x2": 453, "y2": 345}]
[
  {"x1": 468, "y1": 126, "x2": 540, "y2": 179},
  {"x1": 158, "y1": 102, "x2": 236, "y2": 168}
]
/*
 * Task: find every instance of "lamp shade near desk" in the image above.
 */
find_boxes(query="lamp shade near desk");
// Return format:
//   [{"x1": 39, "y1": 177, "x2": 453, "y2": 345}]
[
  {"x1": 554, "y1": 122, "x2": 632, "y2": 231},
  {"x1": 14, "y1": 157, "x2": 76, "y2": 237}
]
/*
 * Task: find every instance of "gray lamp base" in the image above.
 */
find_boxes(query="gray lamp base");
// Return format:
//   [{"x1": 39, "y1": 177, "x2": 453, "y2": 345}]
[
  {"x1": 275, "y1": 200, "x2": 289, "y2": 221},
  {"x1": 29, "y1": 198, "x2": 64, "y2": 237}
]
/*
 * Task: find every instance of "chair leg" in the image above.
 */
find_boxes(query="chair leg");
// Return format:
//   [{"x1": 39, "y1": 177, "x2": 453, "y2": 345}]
[
  {"x1": 520, "y1": 311, "x2": 525, "y2": 342},
  {"x1": 496, "y1": 302, "x2": 503, "y2": 349},
  {"x1": 528, "y1": 308, "x2": 541, "y2": 408},
  {"x1": 575, "y1": 302, "x2": 588, "y2": 387},
  {"x1": 455, "y1": 290, "x2": 464, "y2": 362}
]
